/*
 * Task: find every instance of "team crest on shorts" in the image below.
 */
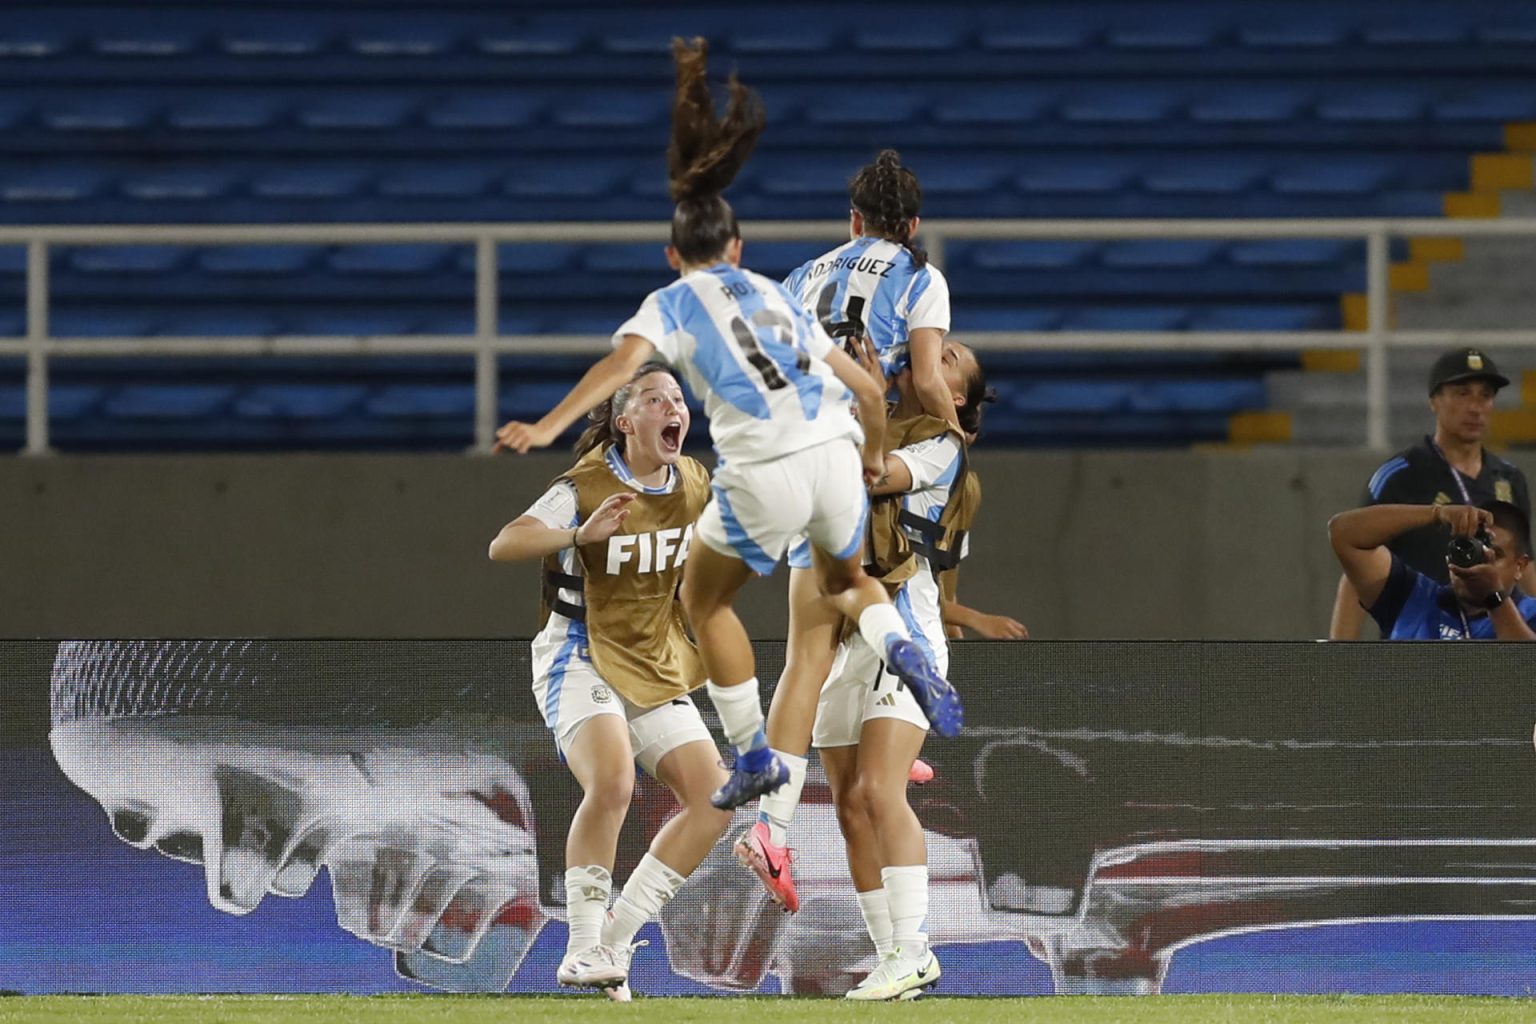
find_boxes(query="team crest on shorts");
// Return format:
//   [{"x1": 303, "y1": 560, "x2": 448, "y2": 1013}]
[{"x1": 591, "y1": 685, "x2": 613, "y2": 704}]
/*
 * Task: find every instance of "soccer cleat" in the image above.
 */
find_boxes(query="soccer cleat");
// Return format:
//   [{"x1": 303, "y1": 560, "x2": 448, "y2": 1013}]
[
  {"x1": 885, "y1": 639, "x2": 964, "y2": 738},
  {"x1": 733, "y1": 821, "x2": 800, "y2": 913},
  {"x1": 605, "y1": 982, "x2": 633, "y2": 1002},
  {"x1": 556, "y1": 944, "x2": 627, "y2": 989},
  {"x1": 710, "y1": 752, "x2": 789, "y2": 810},
  {"x1": 907, "y1": 758, "x2": 934, "y2": 785},
  {"x1": 844, "y1": 947, "x2": 941, "y2": 1001}
]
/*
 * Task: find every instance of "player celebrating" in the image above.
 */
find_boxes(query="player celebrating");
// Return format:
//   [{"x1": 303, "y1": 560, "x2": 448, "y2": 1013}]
[
  {"x1": 735, "y1": 149, "x2": 960, "y2": 902},
  {"x1": 496, "y1": 37, "x2": 962, "y2": 813},
  {"x1": 750, "y1": 338, "x2": 994, "y2": 1000},
  {"x1": 488, "y1": 363, "x2": 731, "y2": 998}
]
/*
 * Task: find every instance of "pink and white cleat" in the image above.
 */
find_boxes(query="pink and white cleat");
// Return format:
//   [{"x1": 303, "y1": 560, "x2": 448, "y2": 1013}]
[{"x1": 733, "y1": 821, "x2": 799, "y2": 913}]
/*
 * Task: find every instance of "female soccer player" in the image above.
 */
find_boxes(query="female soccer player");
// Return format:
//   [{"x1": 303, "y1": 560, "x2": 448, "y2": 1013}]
[
  {"x1": 735, "y1": 150, "x2": 964, "y2": 901},
  {"x1": 496, "y1": 38, "x2": 962, "y2": 813},
  {"x1": 747, "y1": 338, "x2": 994, "y2": 1001},
  {"x1": 488, "y1": 362, "x2": 730, "y2": 998}
]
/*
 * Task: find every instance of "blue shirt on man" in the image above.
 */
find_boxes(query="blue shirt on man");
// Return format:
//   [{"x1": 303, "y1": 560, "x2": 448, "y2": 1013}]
[{"x1": 1367, "y1": 555, "x2": 1536, "y2": 639}]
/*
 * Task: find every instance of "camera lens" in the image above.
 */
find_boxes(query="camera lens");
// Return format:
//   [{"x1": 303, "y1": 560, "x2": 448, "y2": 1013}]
[{"x1": 1447, "y1": 535, "x2": 1487, "y2": 568}]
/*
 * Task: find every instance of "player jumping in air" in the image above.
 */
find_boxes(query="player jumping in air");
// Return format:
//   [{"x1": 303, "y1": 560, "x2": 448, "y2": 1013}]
[
  {"x1": 489, "y1": 363, "x2": 731, "y2": 999},
  {"x1": 496, "y1": 37, "x2": 962, "y2": 813}
]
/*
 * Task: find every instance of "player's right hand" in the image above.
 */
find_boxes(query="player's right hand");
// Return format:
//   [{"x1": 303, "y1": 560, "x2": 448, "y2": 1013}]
[
  {"x1": 971, "y1": 613, "x2": 1029, "y2": 640},
  {"x1": 1434, "y1": 504, "x2": 1493, "y2": 536},
  {"x1": 861, "y1": 446, "x2": 886, "y2": 487},
  {"x1": 575, "y1": 493, "x2": 636, "y2": 544},
  {"x1": 494, "y1": 420, "x2": 555, "y2": 454}
]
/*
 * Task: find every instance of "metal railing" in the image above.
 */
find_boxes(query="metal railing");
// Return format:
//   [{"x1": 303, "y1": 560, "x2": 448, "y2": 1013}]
[{"x1": 4, "y1": 217, "x2": 1536, "y2": 455}]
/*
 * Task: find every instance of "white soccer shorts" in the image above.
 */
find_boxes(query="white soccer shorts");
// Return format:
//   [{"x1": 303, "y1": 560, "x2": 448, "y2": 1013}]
[
  {"x1": 811, "y1": 626, "x2": 950, "y2": 749},
  {"x1": 531, "y1": 645, "x2": 712, "y2": 777},
  {"x1": 696, "y1": 438, "x2": 869, "y2": 576}
]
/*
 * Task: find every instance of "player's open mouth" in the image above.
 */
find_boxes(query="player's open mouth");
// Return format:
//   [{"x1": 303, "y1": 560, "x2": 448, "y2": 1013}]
[{"x1": 660, "y1": 422, "x2": 682, "y2": 451}]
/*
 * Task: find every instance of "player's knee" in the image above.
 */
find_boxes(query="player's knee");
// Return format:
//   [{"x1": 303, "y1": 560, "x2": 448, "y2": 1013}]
[
  {"x1": 854, "y1": 772, "x2": 902, "y2": 822},
  {"x1": 582, "y1": 770, "x2": 634, "y2": 815},
  {"x1": 832, "y1": 793, "x2": 871, "y2": 841}
]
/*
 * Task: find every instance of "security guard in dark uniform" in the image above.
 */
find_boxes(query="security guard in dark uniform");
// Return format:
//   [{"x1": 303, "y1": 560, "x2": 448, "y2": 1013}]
[{"x1": 1331, "y1": 347, "x2": 1532, "y2": 638}]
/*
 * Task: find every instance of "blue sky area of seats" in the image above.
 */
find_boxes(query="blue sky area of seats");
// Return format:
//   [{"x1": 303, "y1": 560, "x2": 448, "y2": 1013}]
[{"x1": 2, "y1": 0, "x2": 1530, "y2": 449}]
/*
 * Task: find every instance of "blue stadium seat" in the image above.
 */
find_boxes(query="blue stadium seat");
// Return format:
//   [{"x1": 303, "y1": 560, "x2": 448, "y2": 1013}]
[
  {"x1": 119, "y1": 169, "x2": 232, "y2": 202},
  {"x1": 40, "y1": 95, "x2": 159, "y2": 132},
  {"x1": 235, "y1": 384, "x2": 367, "y2": 419},
  {"x1": 161, "y1": 311, "x2": 287, "y2": 337},
  {"x1": 918, "y1": 161, "x2": 1011, "y2": 197},
  {"x1": 0, "y1": 29, "x2": 72, "y2": 59},
  {"x1": 500, "y1": 381, "x2": 580, "y2": 418},
  {"x1": 1128, "y1": 379, "x2": 1265, "y2": 413},
  {"x1": 197, "y1": 246, "x2": 320, "y2": 276},
  {"x1": 1061, "y1": 307, "x2": 1191, "y2": 331},
  {"x1": 424, "y1": 93, "x2": 542, "y2": 131},
  {"x1": 0, "y1": 310, "x2": 24, "y2": 335},
  {"x1": 52, "y1": 310, "x2": 161, "y2": 336},
  {"x1": 502, "y1": 163, "x2": 619, "y2": 200},
  {"x1": 930, "y1": 87, "x2": 1050, "y2": 126},
  {"x1": 1187, "y1": 88, "x2": 1310, "y2": 124},
  {"x1": 0, "y1": 168, "x2": 104, "y2": 204},
  {"x1": 366, "y1": 384, "x2": 474, "y2": 418},
  {"x1": 475, "y1": 29, "x2": 585, "y2": 58},
  {"x1": 68, "y1": 246, "x2": 188, "y2": 275},
  {"x1": 852, "y1": 27, "x2": 970, "y2": 54},
  {"x1": 1226, "y1": 239, "x2": 1357, "y2": 267},
  {"x1": 297, "y1": 93, "x2": 418, "y2": 131},
  {"x1": 754, "y1": 158, "x2": 854, "y2": 198},
  {"x1": 727, "y1": 28, "x2": 838, "y2": 55},
  {"x1": 1006, "y1": 380, "x2": 1138, "y2": 414},
  {"x1": 249, "y1": 165, "x2": 372, "y2": 201},
  {"x1": 742, "y1": 242, "x2": 830, "y2": 277},
  {"x1": 1098, "y1": 241, "x2": 1224, "y2": 269},
  {"x1": 963, "y1": 242, "x2": 1100, "y2": 271},
  {"x1": 90, "y1": 30, "x2": 198, "y2": 58},
  {"x1": 1234, "y1": 23, "x2": 1348, "y2": 49},
  {"x1": 105, "y1": 385, "x2": 233, "y2": 419},
  {"x1": 165, "y1": 95, "x2": 287, "y2": 132},
  {"x1": 451, "y1": 244, "x2": 582, "y2": 276},
  {"x1": 0, "y1": 384, "x2": 103, "y2": 421},
  {"x1": 346, "y1": 28, "x2": 457, "y2": 58},
  {"x1": 376, "y1": 167, "x2": 494, "y2": 201},
  {"x1": 551, "y1": 93, "x2": 668, "y2": 129},
  {"x1": 1186, "y1": 305, "x2": 1334, "y2": 331},
  {"x1": 1315, "y1": 90, "x2": 1427, "y2": 123},
  {"x1": 217, "y1": 28, "x2": 330, "y2": 58},
  {"x1": 950, "y1": 307, "x2": 1066, "y2": 331},
  {"x1": 1360, "y1": 23, "x2": 1469, "y2": 47},
  {"x1": 1014, "y1": 160, "x2": 1135, "y2": 195},
  {"x1": 1478, "y1": 24, "x2": 1536, "y2": 46},
  {"x1": 1140, "y1": 161, "x2": 1262, "y2": 195},
  {"x1": 287, "y1": 309, "x2": 426, "y2": 335},
  {"x1": 801, "y1": 91, "x2": 927, "y2": 128},
  {"x1": 1431, "y1": 88, "x2": 1536, "y2": 122},
  {"x1": 579, "y1": 244, "x2": 674, "y2": 275},
  {"x1": 1057, "y1": 90, "x2": 1179, "y2": 124},
  {"x1": 1269, "y1": 161, "x2": 1395, "y2": 196},
  {"x1": 1103, "y1": 24, "x2": 1219, "y2": 50}
]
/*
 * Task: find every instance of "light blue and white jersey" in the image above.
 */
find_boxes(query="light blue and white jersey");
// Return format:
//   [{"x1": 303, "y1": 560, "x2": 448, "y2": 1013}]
[
  {"x1": 783, "y1": 237, "x2": 950, "y2": 377},
  {"x1": 614, "y1": 263, "x2": 861, "y2": 466},
  {"x1": 889, "y1": 432, "x2": 965, "y2": 636}
]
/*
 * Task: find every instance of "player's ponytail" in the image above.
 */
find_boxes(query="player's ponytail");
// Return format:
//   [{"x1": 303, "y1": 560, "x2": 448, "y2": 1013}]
[
  {"x1": 849, "y1": 149, "x2": 928, "y2": 269},
  {"x1": 666, "y1": 37, "x2": 766, "y2": 266},
  {"x1": 956, "y1": 359, "x2": 997, "y2": 438},
  {"x1": 574, "y1": 361, "x2": 677, "y2": 457}
]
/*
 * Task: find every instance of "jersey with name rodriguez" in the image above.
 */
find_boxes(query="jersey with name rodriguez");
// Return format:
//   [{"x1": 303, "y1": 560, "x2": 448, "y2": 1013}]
[
  {"x1": 613, "y1": 263, "x2": 861, "y2": 466},
  {"x1": 783, "y1": 236, "x2": 950, "y2": 377}
]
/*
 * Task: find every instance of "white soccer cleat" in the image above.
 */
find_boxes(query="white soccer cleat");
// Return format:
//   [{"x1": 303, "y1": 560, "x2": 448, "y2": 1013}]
[
  {"x1": 844, "y1": 947, "x2": 941, "y2": 1001},
  {"x1": 556, "y1": 944, "x2": 627, "y2": 989}
]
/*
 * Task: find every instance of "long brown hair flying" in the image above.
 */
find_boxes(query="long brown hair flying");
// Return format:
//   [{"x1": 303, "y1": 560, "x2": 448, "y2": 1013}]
[{"x1": 666, "y1": 37, "x2": 766, "y2": 265}]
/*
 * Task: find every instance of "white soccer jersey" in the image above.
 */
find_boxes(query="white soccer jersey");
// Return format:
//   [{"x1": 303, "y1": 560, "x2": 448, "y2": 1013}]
[
  {"x1": 613, "y1": 263, "x2": 861, "y2": 466},
  {"x1": 783, "y1": 237, "x2": 951, "y2": 377},
  {"x1": 890, "y1": 432, "x2": 965, "y2": 638}
]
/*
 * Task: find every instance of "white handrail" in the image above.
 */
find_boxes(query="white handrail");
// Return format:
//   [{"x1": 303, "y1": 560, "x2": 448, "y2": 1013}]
[{"x1": 11, "y1": 216, "x2": 1536, "y2": 455}]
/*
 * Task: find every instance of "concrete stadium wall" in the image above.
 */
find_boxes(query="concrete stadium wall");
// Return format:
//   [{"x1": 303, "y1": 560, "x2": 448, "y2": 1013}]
[{"x1": 3, "y1": 448, "x2": 1524, "y2": 640}]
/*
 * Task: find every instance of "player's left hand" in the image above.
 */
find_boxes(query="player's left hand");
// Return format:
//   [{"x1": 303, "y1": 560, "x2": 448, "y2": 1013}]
[
  {"x1": 851, "y1": 334, "x2": 886, "y2": 390},
  {"x1": 1448, "y1": 561, "x2": 1502, "y2": 601},
  {"x1": 861, "y1": 445, "x2": 886, "y2": 487},
  {"x1": 494, "y1": 420, "x2": 556, "y2": 454},
  {"x1": 970, "y1": 613, "x2": 1029, "y2": 640}
]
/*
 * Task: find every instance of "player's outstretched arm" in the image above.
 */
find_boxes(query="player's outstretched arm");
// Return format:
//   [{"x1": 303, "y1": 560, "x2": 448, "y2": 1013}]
[
  {"x1": 943, "y1": 599, "x2": 1028, "y2": 639},
  {"x1": 908, "y1": 327, "x2": 960, "y2": 431},
  {"x1": 494, "y1": 334, "x2": 657, "y2": 453}
]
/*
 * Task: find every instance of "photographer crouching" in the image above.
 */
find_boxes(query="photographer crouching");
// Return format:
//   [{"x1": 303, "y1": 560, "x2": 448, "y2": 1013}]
[{"x1": 1329, "y1": 500, "x2": 1536, "y2": 640}]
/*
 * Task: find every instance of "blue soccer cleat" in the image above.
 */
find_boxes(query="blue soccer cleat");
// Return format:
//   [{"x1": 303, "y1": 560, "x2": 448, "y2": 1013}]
[
  {"x1": 710, "y1": 750, "x2": 789, "y2": 810},
  {"x1": 886, "y1": 639, "x2": 964, "y2": 738}
]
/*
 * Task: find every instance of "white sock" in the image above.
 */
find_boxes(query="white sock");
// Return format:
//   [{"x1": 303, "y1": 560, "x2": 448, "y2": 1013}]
[
  {"x1": 563, "y1": 864, "x2": 611, "y2": 954},
  {"x1": 757, "y1": 751, "x2": 808, "y2": 846},
  {"x1": 856, "y1": 887, "x2": 895, "y2": 958},
  {"x1": 603, "y1": 853, "x2": 687, "y2": 948},
  {"x1": 881, "y1": 864, "x2": 929, "y2": 960},
  {"x1": 857, "y1": 603, "x2": 911, "y2": 657},
  {"x1": 706, "y1": 678, "x2": 766, "y2": 750}
]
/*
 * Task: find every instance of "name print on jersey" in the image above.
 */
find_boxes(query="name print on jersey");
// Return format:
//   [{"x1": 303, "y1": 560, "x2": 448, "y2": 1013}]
[
  {"x1": 604, "y1": 524, "x2": 695, "y2": 575},
  {"x1": 802, "y1": 254, "x2": 897, "y2": 282}
]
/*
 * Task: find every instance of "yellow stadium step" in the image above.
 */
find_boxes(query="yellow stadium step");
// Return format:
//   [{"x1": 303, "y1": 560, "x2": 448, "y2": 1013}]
[
  {"x1": 1301, "y1": 350, "x2": 1360, "y2": 372},
  {"x1": 1408, "y1": 238, "x2": 1465, "y2": 264},
  {"x1": 1443, "y1": 191, "x2": 1501, "y2": 218},
  {"x1": 1522, "y1": 369, "x2": 1536, "y2": 408},
  {"x1": 1491, "y1": 409, "x2": 1536, "y2": 445},
  {"x1": 1228, "y1": 410, "x2": 1292, "y2": 444},
  {"x1": 1506, "y1": 122, "x2": 1536, "y2": 152},
  {"x1": 1471, "y1": 152, "x2": 1536, "y2": 191}
]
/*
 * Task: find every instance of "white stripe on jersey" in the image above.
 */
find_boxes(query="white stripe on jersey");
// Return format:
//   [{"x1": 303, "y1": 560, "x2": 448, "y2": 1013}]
[
  {"x1": 784, "y1": 238, "x2": 951, "y2": 376},
  {"x1": 614, "y1": 263, "x2": 862, "y2": 466}
]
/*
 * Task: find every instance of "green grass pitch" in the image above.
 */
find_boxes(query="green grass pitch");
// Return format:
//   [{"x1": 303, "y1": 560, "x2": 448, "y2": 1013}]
[{"x1": 4, "y1": 995, "x2": 1536, "y2": 1024}]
